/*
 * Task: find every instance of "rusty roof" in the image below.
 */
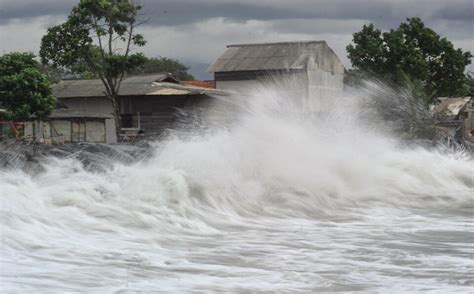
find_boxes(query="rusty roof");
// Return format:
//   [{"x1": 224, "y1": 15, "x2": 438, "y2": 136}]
[{"x1": 182, "y1": 80, "x2": 215, "y2": 88}]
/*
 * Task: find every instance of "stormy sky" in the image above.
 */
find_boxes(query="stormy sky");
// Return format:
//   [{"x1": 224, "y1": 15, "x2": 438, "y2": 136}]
[{"x1": 0, "y1": 0, "x2": 472, "y2": 79}]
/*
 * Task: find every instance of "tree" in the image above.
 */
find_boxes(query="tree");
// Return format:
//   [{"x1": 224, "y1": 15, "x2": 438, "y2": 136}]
[
  {"x1": 467, "y1": 72, "x2": 474, "y2": 96},
  {"x1": 0, "y1": 52, "x2": 56, "y2": 120},
  {"x1": 40, "y1": 0, "x2": 147, "y2": 136},
  {"x1": 347, "y1": 18, "x2": 472, "y2": 103},
  {"x1": 129, "y1": 56, "x2": 195, "y2": 80}
]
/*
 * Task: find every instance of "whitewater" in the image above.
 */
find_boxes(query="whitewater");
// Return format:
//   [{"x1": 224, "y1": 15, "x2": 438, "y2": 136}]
[{"x1": 1, "y1": 81, "x2": 473, "y2": 293}]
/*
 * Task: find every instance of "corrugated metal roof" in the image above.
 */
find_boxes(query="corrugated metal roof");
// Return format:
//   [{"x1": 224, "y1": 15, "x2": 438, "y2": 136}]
[
  {"x1": 209, "y1": 41, "x2": 344, "y2": 74},
  {"x1": 52, "y1": 74, "x2": 225, "y2": 98},
  {"x1": 147, "y1": 88, "x2": 190, "y2": 95},
  {"x1": 147, "y1": 82, "x2": 226, "y2": 96}
]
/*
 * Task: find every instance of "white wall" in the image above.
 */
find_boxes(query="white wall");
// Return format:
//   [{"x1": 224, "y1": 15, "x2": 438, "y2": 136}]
[
  {"x1": 307, "y1": 68, "x2": 344, "y2": 112},
  {"x1": 215, "y1": 68, "x2": 343, "y2": 113},
  {"x1": 215, "y1": 80, "x2": 260, "y2": 94}
]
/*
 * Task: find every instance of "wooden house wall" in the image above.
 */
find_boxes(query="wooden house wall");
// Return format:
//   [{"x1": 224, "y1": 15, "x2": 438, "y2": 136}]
[
  {"x1": 58, "y1": 95, "x2": 213, "y2": 137},
  {"x1": 41, "y1": 119, "x2": 107, "y2": 144},
  {"x1": 121, "y1": 95, "x2": 211, "y2": 135}
]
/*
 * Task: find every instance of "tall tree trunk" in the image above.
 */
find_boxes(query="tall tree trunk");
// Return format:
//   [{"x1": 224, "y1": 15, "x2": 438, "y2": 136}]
[{"x1": 110, "y1": 95, "x2": 122, "y2": 141}]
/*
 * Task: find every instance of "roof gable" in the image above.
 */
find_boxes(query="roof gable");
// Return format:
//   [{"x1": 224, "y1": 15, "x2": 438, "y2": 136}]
[{"x1": 209, "y1": 41, "x2": 344, "y2": 74}]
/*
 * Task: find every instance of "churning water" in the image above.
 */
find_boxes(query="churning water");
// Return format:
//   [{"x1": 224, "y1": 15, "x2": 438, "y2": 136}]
[{"x1": 1, "y1": 81, "x2": 473, "y2": 293}]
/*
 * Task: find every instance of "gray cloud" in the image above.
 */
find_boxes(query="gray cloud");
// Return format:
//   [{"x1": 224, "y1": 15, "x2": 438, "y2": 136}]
[
  {"x1": 0, "y1": 0, "x2": 75, "y2": 23},
  {"x1": 1, "y1": 0, "x2": 472, "y2": 25},
  {"x1": 0, "y1": 0, "x2": 472, "y2": 78},
  {"x1": 147, "y1": 0, "x2": 473, "y2": 26}
]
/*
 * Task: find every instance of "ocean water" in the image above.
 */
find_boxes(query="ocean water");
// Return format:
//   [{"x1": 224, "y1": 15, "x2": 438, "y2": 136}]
[{"x1": 1, "y1": 82, "x2": 473, "y2": 293}]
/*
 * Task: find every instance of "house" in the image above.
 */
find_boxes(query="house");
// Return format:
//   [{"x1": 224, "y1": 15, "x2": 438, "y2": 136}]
[
  {"x1": 52, "y1": 74, "x2": 225, "y2": 139},
  {"x1": 24, "y1": 109, "x2": 115, "y2": 144},
  {"x1": 0, "y1": 108, "x2": 114, "y2": 144},
  {"x1": 209, "y1": 41, "x2": 345, "y2": 110},
  {"x1": 433, "y1": 97, "x2": 473, "y2": 141}
]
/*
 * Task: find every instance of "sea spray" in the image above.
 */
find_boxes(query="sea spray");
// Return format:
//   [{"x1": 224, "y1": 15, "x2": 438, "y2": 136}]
[{"x1": 1, "y1": 80, "x2": 473, "y2": 292}]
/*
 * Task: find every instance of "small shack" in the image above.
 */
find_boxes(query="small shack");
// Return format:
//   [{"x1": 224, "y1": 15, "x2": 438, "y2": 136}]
[{"x1": 25, "y1": 109, "x2": 114, "y2": 144}]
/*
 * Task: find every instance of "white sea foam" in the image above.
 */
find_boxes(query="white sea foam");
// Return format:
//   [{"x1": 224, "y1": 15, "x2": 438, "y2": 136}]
[{"x1": 1, "y1": 81, "x2": 473, "y2": 292}]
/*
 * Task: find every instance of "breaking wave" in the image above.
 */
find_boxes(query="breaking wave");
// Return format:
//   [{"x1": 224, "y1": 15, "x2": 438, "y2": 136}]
[{"x1": 1, "y1": 81, "x2": 473, "y2": 292}]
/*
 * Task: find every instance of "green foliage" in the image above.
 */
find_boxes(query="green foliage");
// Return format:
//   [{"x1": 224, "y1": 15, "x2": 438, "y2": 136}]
[
  {"x1": 40, "y1": 0, "x2": 148, "y2": 135},
  {"x1": 343, "y1": 69, "x2": 371, "y2": 87},
  {"x1": 39, "y1": 64, "x2": 71, "y2": 82},
  {"x1": 467, "y1": 72, "x2": 474, "y2": 96},
  {"x1": 40, "y1": 0, "x2": 147, "y2": 97},
  {"x1": 0, "y1": 52, "x2": 56, "y2": 120},
  {"x1": 347, "y1": 24, "x2": 386, "y2": 75},
  {"x1": 129, "y1": 57, "x2": 195, "y2": 80},
  {"x1": 347, "y1": 18, "x2": 472, "y2": 103}
]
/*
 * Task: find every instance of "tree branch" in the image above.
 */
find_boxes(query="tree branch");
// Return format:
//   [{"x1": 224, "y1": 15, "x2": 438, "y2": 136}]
[
  {"x1": 93, "y1": 15, "x2": 106, "y2": 61},
  {"x1": 116, "y1": 18, "x2": 136, "y2": 94}
]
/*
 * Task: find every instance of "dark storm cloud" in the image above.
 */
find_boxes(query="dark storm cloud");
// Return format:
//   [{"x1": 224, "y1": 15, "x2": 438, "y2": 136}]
[
  {"x1": 1, "y1": 0, "x2": 472, "y2": 77},
  {"x1": 136, "y1": 0, "x2": 474, "y2": 28},
  {"x1": 0, "y1": 0, "x2": 75, "y2": 23},
  {"x1": 432, "y1": 0, "x2": 474, "y2": 21},
  {"x1": 0, "y1": 0, "x2": 472, "y2": 27}
]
